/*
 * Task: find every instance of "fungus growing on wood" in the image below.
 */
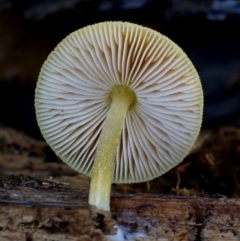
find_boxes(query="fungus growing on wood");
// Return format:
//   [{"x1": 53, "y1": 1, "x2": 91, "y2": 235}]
[{"x1": 35, "y1": 21, "x2": 203, "y2": 211}]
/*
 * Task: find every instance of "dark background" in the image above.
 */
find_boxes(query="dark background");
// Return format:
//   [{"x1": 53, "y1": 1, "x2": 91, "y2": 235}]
[{"x1": 1, "y1": 0, "x2": 240, "y2": 140}]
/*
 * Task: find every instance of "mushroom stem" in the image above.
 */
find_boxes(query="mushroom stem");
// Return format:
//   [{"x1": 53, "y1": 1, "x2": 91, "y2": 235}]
[{"x1": 89, "y1": 85, "x2": 136, "y2": 211}]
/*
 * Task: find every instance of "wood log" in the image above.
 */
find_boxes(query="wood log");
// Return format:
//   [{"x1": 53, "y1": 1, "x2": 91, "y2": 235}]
[
  {"x1": 1, "y1": 126, "x2": 240, "y2": 240},
  {"x1": 0, "y1": 175, "x2": 240, "y2": 241},
  {"x1": 0, "y1": 176, "x2": 113, "y2": 241}
]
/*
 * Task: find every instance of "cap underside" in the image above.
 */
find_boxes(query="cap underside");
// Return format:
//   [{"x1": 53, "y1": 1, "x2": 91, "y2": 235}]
[{"x1": 35, "y1": 21, "x2": 203, "y2": 183}]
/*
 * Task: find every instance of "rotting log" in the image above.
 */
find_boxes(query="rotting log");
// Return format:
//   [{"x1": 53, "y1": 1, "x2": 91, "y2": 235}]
[
  {"x1": 1, "y1": 126, "x2": 240, "y2": 240},
  {"x1": 112, "y1": 194, "x2": 240, "y2": 241},
  {"x1": 0, "y1": 176, "x2": 240, "y2": 241},
  {"x1": 0, "y1": 176, "x2": 114, "y2": 241}
]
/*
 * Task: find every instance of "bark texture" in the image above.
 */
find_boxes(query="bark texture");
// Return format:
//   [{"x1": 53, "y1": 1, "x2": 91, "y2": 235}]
[
  {"x1": 0, "y1": 175, "x2": 240, "y2": 241},
  {"x1": 1, "y1": 126, "x2": 240, "y2": 240}
]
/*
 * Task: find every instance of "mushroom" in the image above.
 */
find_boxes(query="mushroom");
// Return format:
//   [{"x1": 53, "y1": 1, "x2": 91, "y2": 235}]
[{"x1": 35, "y1": 21, "x2": 203, "y2": 211}]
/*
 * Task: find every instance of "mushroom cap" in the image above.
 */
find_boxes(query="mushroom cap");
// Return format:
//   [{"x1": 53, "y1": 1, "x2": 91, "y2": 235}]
[{"x1": 35, "y1": 21, "x2": 203, "y2": 184}]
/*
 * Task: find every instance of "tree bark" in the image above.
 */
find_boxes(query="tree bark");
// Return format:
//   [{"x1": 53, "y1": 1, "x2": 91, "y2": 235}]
[
  {"x1": 0, "y1": 175, "x2": 240, "y2": 241},
  {"x1": 1, "y1": 126, "x2": 240, "y2": 240}
]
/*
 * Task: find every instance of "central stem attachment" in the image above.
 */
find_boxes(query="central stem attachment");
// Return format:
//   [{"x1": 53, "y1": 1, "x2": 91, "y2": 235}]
[{"x1": 89, "y1": 85, "x2": 136, "y2": 211}]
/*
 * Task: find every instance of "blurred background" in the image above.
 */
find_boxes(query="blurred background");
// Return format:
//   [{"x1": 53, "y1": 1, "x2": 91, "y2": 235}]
[{"x1": 1, "y1": 0, "x2": 240, "y2": 140}]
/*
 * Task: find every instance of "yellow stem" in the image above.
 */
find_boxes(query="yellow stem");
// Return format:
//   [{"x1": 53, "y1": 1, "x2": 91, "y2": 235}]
[{"x1": 89, "y1": 85, "x2": 136, "y2": 211}]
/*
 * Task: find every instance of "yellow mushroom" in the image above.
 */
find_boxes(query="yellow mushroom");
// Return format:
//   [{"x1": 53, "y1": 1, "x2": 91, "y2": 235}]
[{"x1": 35, "y1": 22, "x2": 203, "y2": 211}]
